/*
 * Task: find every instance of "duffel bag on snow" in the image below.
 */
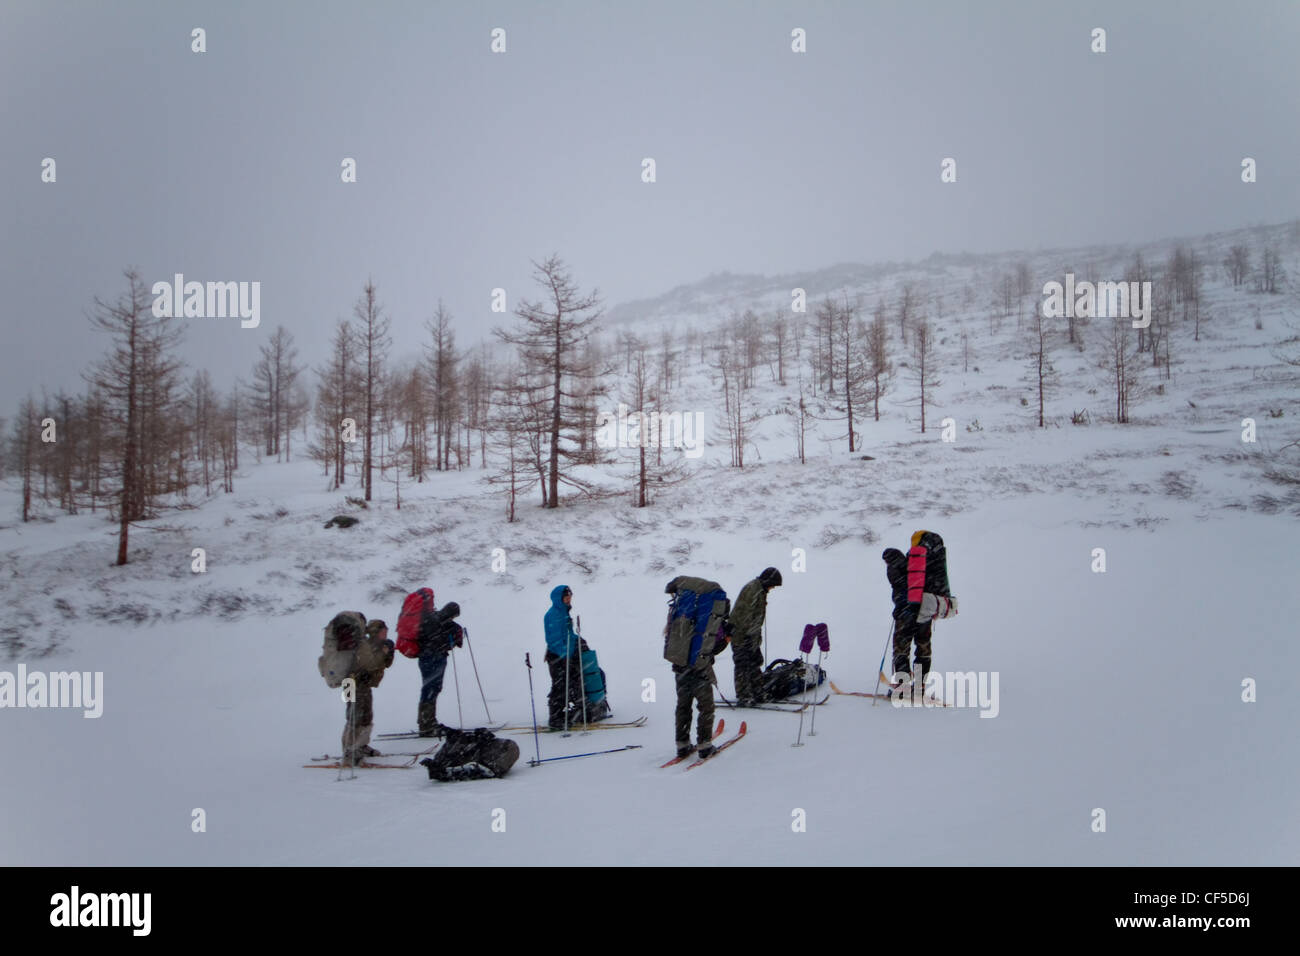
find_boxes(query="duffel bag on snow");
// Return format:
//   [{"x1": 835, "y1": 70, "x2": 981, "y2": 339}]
[
  {"x1": 760, "y1": 658, "x2": 827, "y2": 701},
  {"x1": 420, "y1": 728, "x2": 520, "y2": 781}
]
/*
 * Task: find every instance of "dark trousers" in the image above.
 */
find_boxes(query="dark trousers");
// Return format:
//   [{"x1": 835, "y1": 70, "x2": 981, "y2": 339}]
[
  {"x1": 892, "y1": 617, "x2": 933, "y2": 681},
  {"x1": 545, "y1": 650, "x2": 584, "y2": 726},
  {"x1": 345, "y1": 680, "x2": 373, "y2": 728},
  {"x1": 674, "y1": 667, "x2": 714, "y2": 746},
  {"x1": 418, "y1": 652, "x2": 448, "y2": 704},
  {"x1": 733, "y1": 641, "x2": 764, "y2": 702}
]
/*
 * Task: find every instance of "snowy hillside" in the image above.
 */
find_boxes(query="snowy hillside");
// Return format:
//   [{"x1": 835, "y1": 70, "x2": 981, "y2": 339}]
[{"x1": 2, "y1": 221, "x2": 1299, "y2": 866}]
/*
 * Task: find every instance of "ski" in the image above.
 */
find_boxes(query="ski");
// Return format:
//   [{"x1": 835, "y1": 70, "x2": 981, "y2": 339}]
[
  {"x1": 871, "y1": 673, "x2": 952, "y2": 707},
  {"x1": 684, "y1": 721, "x2": 747, "y2": 770},
  {"x1": 505, "y1": 716, "x2": 648, "y2": 734},
  {"x1": 659, "y1": 719, "x2": 725, "y2": 767},
  {"x1": 303, "y1": 760, "x2": 410, "y2": 770},
  {"x1": 715, "y1": 695, "x2": 826, "y2": 713},
  {"x1": 830, "y1": 680, "x2": 892, "y2": 700},
  {"x1": 309, "y1": 745, "x2": 440, "y2": 763},
  {"x1": 377, "y1": 722, "x2": 506, "y2": 740}
]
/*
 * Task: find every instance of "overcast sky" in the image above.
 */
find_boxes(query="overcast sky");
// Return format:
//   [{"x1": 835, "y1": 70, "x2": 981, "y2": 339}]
[{"x1": 2, "y1": 0, "x2": 1297, "y2": 414}]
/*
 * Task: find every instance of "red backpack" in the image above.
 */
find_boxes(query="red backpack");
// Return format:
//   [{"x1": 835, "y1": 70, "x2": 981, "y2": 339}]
[{"x1": 396, "y1": 587, "x2": 434, "y2": 658}]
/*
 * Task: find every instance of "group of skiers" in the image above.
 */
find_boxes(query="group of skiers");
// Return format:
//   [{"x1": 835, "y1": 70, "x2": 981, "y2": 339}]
[
  {"x1": 318, "y1": 529, "x2": 955, "y2": 768},
  {"x1": 663, "y1": 532, "x2": 956, "y2": 760}
]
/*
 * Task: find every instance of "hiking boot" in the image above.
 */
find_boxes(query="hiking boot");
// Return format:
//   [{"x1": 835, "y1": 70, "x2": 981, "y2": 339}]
[
  {"x1": 361, "y1": 745, "x2": 382, "y2": 757},
  {"x1": 676, "y1": 743, "x2": 694, "y2": 759},
  {"x1": 697, "y1": 745, "x2": 716, "y2": 759},
  {"x1": 418, "y1": 702, "x2": 439, "y2": 736}
]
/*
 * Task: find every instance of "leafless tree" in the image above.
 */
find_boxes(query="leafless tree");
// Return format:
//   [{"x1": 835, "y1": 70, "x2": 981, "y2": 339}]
[
  {"x1": 1029, "y1": 309, "x2": 1057, "y2": 427},
  {"x1": 494, "y1": 255, "x2": 605, "y2": 507},
  {"x1": 866, "y1": 302, "x2": 892, "y2": 421},
  {"x1": 84, "y1": 268, "x2": 186, "y2": 565},
  {"x1": 353, "y1": 280, "x2": 391, "y2": 501},
  {"x1": 1258, "y1": 246, "x2": 1283, "y2": 294},
  {"x1": 1224, "y1": 244, "x2": 1250, "y2": 288},
  {"x1": 1098, "y1": 314, "x2": 1143, "y2": 424},
  {"x1": 906, "y1": 317, "x2": 941, "y2": 434},
  {"x1": 250, "y1": 325, "x2": 302, "y2": 462},
  {"x1": 425, "y1": 301, "x2": 460, "y2": 472}
]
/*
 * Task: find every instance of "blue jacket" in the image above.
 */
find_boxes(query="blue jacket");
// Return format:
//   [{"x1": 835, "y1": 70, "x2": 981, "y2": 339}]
[{"x1": 544, "y1": 585, "x2": 578, "y2": 658}]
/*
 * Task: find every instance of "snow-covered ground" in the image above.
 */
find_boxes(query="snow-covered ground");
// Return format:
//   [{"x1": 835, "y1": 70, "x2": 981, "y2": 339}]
[{"x1": 2, "y1": 224, "x2": 1298, "y2": 865}]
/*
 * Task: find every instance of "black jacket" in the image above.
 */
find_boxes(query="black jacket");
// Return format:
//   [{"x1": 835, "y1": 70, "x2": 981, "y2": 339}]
[{"x1": 419, "y1": 602, "x2": 462, "y2": 658}]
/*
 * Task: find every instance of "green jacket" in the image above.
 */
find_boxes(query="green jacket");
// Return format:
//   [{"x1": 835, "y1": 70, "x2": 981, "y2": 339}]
[{"x1": 729, "y1": 578, "x2": 767, "y2": 647}]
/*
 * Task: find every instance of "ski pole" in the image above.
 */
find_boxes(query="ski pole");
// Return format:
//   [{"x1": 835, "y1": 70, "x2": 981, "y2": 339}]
[
  {"x1": 563, "y1": 630, "x2": 572, "y2": 736},
  {"x1": 450, "y1": 646, "x2": 464, "y2": 729},
  {"x1": 574, "y1": 614, "x2": 589, "y2": 734},
  {"x1": 872, "y1": 620, "x2": 895, "y2": 708},
  {"x1": 524, "y1": 653, "x2": 542, "y2": 767},
  {"x1": 794, "y1": 624, "x2": 815, "y2": 747},
  {"x1": 464, "y1": 627, "x2": 493, "y2": 722},
  {"x1": 810, "y1": 623, "x2": 830, "y2": 736},
  {"x1": 342, "y1": 676, "x2": 357, "y2": 780},
  {"x1": 528, "y1": 744, "x2": 643, "y2": 766}
]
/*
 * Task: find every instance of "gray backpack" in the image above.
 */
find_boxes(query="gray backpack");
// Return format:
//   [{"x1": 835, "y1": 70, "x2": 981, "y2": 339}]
[{"x1": 317, "y1": 611, "x2": 365, "y2": 688}]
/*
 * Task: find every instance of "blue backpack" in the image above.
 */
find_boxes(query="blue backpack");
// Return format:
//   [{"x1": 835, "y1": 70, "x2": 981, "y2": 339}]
[{"x1": 663, "y1": 576, "x2": 730, "y2": 668}]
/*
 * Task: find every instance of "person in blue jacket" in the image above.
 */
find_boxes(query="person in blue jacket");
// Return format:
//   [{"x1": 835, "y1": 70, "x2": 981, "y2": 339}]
[{"x1": 543, "y1": 585, "x2": 609, "y2": 729}]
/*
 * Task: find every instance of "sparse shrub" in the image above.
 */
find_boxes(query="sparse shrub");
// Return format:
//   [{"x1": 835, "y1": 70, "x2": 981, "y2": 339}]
[
  {"x1": 345, "y1": 496, "x2": 368, "y2": 510},
  {"x1": 1020, "y1": 397, "x2": 1029, "y2": 406},
  {"x1": 1071, "y1": 409, "x2": 1090, "y2": 425},
  {"x1": 966, "y1": 419, "x2": 983, "y2": 432},
  {"x1": 1255, "y1": 316, "x2": 1264, "y2": 330},
  {"x1": 1268, "y1": 408, "x2": 1285, "y2": 418}
]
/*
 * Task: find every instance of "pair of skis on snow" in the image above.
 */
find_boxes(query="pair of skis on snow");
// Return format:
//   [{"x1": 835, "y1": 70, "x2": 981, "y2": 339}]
[
  {"x1": 830, "y1": 678, "x2": 952, "y2": 707},
  {"x1": 658, "y1": 718, "x2": 748, "y2": 770},
  {"x1": 304, "y1": 741, "x2": 442, "y2": 770}
]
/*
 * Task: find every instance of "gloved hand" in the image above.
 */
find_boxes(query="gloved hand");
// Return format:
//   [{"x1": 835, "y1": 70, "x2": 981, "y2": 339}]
[{"x1": 453, "y1": 625, "x2": 464, "y2": 648}]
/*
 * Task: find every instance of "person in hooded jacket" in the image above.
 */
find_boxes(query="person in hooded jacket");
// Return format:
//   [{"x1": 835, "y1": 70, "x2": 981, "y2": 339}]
[{"x1": 543, "y1": 585, "x2": 587, "y2": 730}]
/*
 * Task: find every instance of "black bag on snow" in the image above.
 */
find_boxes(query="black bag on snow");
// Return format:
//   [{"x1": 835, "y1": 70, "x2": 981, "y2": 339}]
[
  {"x1": 760, "y1": 658, "x2": 827, "y2": 701},
  {"x1": 420, "y1": 728, "x2": 520, "y2": 781}
]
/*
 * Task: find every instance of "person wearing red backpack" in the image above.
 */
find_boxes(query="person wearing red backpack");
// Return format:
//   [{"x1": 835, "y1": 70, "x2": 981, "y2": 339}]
[
  {"x1": 396, "y1": 589, "x2": 463, "y2": 737},
  {"x1": 418, "y1": 602, "x2": 463, "y2": 736},
  {"x1": 886, "y1": 530, "x2": 956, "y2": 691}
]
